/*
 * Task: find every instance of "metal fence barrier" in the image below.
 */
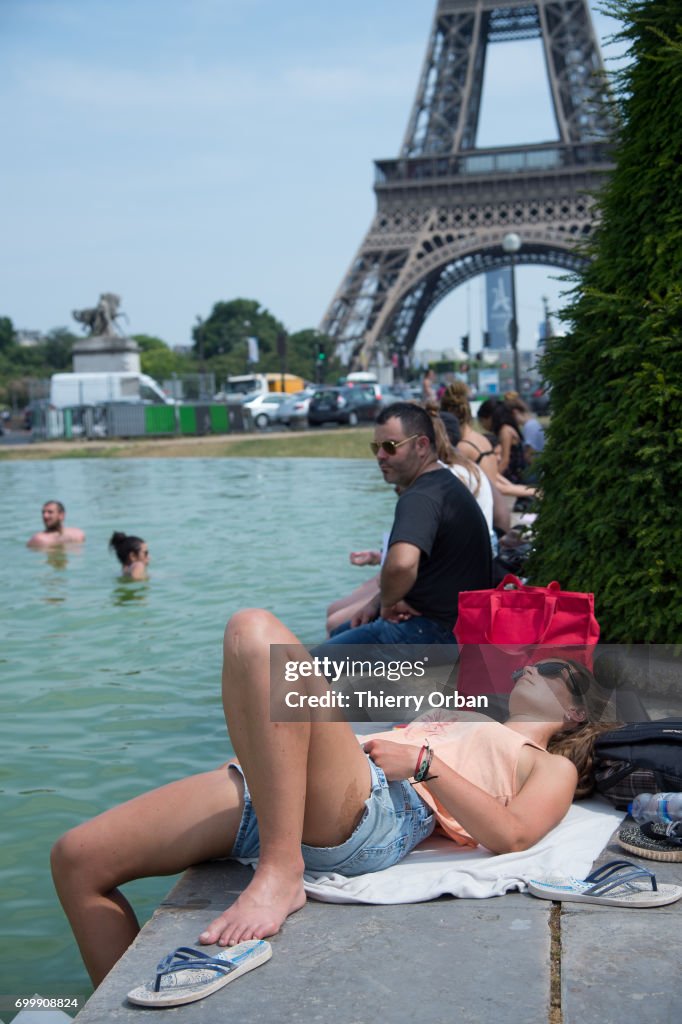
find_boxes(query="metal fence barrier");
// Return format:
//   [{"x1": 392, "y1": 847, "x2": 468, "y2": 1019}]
[{"x1": 30, "y1": 403, "x2": 233, "y2": 441}]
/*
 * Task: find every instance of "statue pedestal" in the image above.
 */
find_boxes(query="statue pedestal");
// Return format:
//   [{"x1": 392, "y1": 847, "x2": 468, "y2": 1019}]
[{"x1": 72, "y1": 335, "x2": 141, "y2": 374}]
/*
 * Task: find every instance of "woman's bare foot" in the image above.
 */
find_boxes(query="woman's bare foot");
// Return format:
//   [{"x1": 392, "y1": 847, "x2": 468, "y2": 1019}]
[{"x1": 198, "y1": 864, "x2": 307, "y2": 947}]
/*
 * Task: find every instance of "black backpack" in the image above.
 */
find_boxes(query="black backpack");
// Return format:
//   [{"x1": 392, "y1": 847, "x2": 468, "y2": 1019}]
[{"x1": 594, "y1": 719, "x2": 682, "y2": 809}]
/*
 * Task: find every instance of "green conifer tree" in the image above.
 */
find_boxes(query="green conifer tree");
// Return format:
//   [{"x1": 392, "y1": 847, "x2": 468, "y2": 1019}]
[{"x1": 528, "y1": 0, "x2": 682, "y2": 642}]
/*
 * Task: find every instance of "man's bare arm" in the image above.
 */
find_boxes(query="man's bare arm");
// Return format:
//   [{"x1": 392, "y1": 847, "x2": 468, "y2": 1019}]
[{"x1": 380, "y1": 542, "x2": 421, "y2": 610}]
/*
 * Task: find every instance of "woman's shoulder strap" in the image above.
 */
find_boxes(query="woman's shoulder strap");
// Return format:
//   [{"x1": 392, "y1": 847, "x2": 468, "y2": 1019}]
[{"x1": 459, "y1": 438, "x2": 494, "y2": 464}]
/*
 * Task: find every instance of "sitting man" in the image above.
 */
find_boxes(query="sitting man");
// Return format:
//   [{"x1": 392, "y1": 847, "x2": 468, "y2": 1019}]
[
  {"x1": 27, "y1": 500, "x2": 86, "y2": 547},
  {"x1": 316, "y1": 402, "x2": 491, "y2": 656}
]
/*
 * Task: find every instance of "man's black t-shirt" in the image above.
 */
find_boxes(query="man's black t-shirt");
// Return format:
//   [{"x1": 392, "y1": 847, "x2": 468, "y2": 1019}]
[{"x1": 388, "y1": 468, "x2": 491, "y2": 629}]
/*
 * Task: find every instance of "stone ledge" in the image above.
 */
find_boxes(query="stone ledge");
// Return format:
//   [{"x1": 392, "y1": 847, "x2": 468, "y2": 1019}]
[
  {"x1": 74, "y1": 861, "x2": 552, "y2": 1024},
  {"x1": 73, "y1": 824, "x2": 682, "y2": 1024}
]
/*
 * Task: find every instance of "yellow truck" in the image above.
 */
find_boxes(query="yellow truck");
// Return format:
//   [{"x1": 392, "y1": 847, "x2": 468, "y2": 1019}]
[{"x1": 222, "y1": 373, "x2": 305, "y2": 400}]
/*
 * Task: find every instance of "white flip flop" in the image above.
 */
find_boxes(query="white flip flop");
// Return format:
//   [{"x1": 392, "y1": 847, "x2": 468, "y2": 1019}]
[
  {"x1": 127, "y1": 940, "x2": 272, "y2": 1007},
  {"x1": 527, "y1": 859, "x2": 682, "y2": 908}
]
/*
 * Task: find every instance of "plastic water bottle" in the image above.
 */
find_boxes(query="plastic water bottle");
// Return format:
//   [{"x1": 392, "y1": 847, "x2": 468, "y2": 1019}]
[{"x1": 629, "y1": 793, "x2": 682, "y2": 825}]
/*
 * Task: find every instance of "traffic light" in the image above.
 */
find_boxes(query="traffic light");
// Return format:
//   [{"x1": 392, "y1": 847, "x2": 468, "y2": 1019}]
[
  {"x1": 461, "y1": 334, "x2": 470, "y2": 354},
  {"x1": 314, "y1": 342, "x2": 327, "y2": 382}
]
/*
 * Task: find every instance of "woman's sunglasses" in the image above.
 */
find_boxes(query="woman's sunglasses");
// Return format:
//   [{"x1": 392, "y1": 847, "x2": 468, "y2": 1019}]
[
  {"x1": 369, "y1": 434, "x2": 420, "y2": 456},
  {"x1": 511, "y1": 661, "x2": 585, "y2": 700}
]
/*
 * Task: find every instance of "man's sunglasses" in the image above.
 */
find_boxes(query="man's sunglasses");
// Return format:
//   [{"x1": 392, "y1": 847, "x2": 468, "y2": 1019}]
[
  {"x1": 511, "y1": 661, "x2": 585, "y2": 700},
  {"x1": 370, "y1": 434, "x2": 420, "y2": 456}
]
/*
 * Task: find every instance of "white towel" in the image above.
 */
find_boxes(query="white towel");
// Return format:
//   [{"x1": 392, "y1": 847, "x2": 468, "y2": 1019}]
[{"x1": 303, "y1": 799, "x2": 624, "y2": 904}]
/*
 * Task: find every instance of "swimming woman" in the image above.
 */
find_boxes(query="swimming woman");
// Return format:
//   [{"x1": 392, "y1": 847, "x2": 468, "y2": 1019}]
[
  {"x1": 109, "y1": 531, "x2": 150, "y2": 580},
  {"x1": 51, "y1": 609, "x2": 609, "y2": 987}
]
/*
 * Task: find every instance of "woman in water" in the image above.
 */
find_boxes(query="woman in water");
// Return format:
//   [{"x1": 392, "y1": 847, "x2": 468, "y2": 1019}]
[
  {"x1": 51, "y1": 609, "x2": 610, "y2": 986},
  {"x1": 109, "y1": 531, "x2": 150, "y2": 580}
]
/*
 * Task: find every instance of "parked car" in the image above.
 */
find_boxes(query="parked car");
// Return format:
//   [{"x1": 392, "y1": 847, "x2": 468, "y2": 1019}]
[
  {"x1": 346, "y1": 381, "x2": 384, "y2": 404},
  {"x1": 274, "y1": 390, "x2": 313, "y2": 427},
  {"x1": 389, "y1": 383, "x2": 422, "y2": 402},
  {"x1": 307, "y1": 386, "x2": 381, "y2": 427},
  {"x1": 376, "y1": 388, "x2": 405, "y2": 407},
  {"x1": 242, "y1": 391, "x2": 290, "y2": 428}
]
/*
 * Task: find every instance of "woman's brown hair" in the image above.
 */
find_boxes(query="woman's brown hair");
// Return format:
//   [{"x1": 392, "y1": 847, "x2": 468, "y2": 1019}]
[
  {"x1": 424, "y1": 402, "x2": 483, "y2": 497},
  {"x1": 546, "y1": 660, "x2": 621, "y2": 799},
  {"x1": 440, "y1": 381, "x2": 472, "y2": 425}
]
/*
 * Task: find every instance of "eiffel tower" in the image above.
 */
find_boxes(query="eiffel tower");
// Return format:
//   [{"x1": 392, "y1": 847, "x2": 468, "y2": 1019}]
[{"x1": 321, "y1": 0, "x2": 616, "y2": 369}]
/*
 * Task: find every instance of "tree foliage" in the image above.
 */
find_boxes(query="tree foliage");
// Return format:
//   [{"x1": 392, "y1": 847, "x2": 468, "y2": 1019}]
[
  {"x1": 42, "y1": 328, "x2": 76, "y2": 371},
  {"x1": 132, "y1": 334, "x2": 170, "y2": 353},
  {"x1": 192, "y1": 298, "x2": 285, "y2": 369},
  {"x1": 0, "y1": 317, "x2": 14, "y2": 352},
  {"x1": 528, "y1": 0, "x2": 682, "y2": 642},
  {"x1": 191, "y1": 298, "x2": 338, "y2": 382},
  {"x1": 0, "y1": 325, "x2": 80, "y2": 405},
  {"x1": 131, "y1": 334, "x2": 191, "y2": 381}
]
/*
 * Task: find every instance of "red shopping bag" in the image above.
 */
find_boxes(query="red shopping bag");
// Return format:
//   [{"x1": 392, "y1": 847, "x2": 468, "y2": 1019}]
[{"x1": 453, "y1": 575, "x2": 600, "y2": 699}]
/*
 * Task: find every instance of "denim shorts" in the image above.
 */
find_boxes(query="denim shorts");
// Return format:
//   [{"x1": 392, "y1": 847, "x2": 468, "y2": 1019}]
[{"x1": 228, "y1": 757, "x2": 435, "y2": 876}]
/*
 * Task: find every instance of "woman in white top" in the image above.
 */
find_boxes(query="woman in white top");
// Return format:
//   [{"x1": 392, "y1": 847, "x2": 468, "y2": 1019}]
[
  {"x1": 428, "y1": 405, "x2": 497, "y2": 554},
  {"x1": 439, "y1": 382, "x2": 511, "y2": 534}
]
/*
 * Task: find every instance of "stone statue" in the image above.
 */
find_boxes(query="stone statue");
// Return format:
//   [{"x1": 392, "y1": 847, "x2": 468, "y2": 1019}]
[{"x1": 72, "y1": 293, "x2": 125, "y2": 337}]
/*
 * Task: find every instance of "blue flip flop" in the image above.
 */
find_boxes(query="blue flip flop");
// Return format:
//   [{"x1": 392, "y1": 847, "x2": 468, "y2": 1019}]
[
  {"x1": 127, "y1": 940, "x2": 272, "y2": 1007},
  {"x1": 527, "y1": 859, "x2": 682, "y2": 908}
]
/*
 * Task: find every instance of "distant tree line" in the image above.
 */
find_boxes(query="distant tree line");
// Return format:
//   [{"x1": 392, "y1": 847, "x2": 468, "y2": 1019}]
[{"x1": 0, "y1": 299, "x2": 342, "y2": 408}]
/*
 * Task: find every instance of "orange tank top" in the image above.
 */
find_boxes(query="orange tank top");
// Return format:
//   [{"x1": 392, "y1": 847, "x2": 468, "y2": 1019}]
[{"x1": 364, "y1": 720, "x2": 545, "y2": 847}]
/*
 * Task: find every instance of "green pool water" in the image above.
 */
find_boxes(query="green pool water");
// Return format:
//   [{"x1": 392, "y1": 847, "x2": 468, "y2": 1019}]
[{"x1": 0, "y1": 456, "x2": 393, "y2": 1009}]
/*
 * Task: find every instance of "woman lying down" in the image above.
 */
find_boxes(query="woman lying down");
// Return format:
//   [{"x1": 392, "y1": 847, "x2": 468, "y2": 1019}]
[{"x1": 51, "y1": 609, "x2": 613, "y2": 988}]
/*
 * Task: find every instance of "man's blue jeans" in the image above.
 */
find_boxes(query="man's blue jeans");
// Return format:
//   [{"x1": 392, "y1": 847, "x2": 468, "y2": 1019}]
[{"x1": 311, "y1": 614, "x2": 457, "y2": 664}]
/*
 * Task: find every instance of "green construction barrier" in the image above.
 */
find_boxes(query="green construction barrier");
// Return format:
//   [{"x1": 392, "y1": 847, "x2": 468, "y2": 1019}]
[
  {"x1": 144, "y1": 406, "x2": 176, "y2": 435},
  {"x1": 209, "y1": 404, "x2": 230, "y2": 433},
  {"x1": 178, "y1": 406, "x2": 198, "y2": 435}
]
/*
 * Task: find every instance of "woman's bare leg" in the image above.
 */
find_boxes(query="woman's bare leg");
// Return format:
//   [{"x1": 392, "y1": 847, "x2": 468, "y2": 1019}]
[
  {"x1": 51, "y1": 767, "x2": 244, "y2": 987},
  {"x1": 199, "y1": 609, "x2": 371, "y2": 948},
  {"x1": 52, "y1": 609, "x2": 371, "y2": 980}
]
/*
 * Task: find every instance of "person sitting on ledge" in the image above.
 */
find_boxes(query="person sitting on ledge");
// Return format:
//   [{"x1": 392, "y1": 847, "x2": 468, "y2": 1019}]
[
  {"x1": 318, "y1": 401, "x2": 491, "y2": 655},
  {"x1": 109, "y1": 531, "x2": 150, "y2": 580},
  {"x1": 27, "y1": 500, "x2": 86, "y2": 547},
  {"x1": 51, "y1": 609, "x2": 610, "y2": 987},
  {"x1": 325, "y1": 547, "x2": 384, "y2": 636}
]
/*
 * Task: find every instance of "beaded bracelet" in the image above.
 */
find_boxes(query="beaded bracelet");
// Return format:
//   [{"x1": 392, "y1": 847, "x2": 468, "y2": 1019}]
[{"x1": 414, "y1": 740, "x2": 438, "y2": 783}]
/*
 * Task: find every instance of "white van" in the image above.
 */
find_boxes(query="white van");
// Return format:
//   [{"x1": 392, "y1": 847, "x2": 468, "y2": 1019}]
[{"x1": 49, "y1": 372, "x2": 171, "y2": 408}]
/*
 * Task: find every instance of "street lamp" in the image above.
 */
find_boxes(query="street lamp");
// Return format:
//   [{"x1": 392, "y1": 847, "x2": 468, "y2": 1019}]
[{"x1": 502, "y1": 232, "x2": 522, "y2": 393}]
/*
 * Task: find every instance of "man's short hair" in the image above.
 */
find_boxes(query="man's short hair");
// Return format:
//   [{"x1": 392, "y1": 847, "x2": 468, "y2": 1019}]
[
  {"x1": 376, "y1": 402, "x2": 435, "y2": 450},
  {"x1": 44, "y1": 500, "x2": 65, "y2": 514}
]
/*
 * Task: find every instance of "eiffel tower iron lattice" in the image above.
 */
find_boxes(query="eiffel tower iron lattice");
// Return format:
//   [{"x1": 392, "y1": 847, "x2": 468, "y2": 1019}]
[{"x1": 321, "y1": 0, "x2": 617, "y2": 370}]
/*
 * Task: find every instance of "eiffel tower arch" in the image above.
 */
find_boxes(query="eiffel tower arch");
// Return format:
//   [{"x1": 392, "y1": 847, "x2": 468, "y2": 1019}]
[{"x1": 321, "y1": 0, "x2": 616, "y2": 369}]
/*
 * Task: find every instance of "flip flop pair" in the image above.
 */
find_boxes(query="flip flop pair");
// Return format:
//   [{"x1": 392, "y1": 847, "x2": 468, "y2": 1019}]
[
  {"x1": 127, "y1": 939, "x2": 272, "y2": 1007},
  {"x1": 527, "y1": 859, "x2": 682, "y2": 908}
]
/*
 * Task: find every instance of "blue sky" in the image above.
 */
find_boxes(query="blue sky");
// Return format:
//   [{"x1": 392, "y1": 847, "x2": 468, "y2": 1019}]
[{"x1": 1, "y1": 0, "x2": 626, "y2": 358}]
